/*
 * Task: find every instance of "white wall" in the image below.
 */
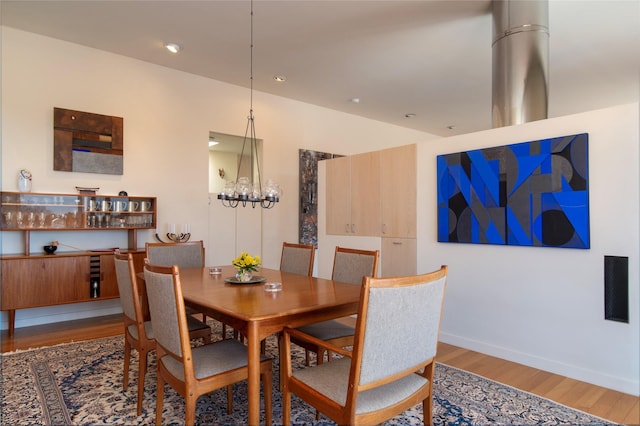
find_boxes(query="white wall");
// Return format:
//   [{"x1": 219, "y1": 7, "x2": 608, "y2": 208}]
[
  {"x1": 416, "y1": 103, "x2": 639, "y2": 395},
  {"x1": 0, "y1": 27, "x2": 433, "y2": 329}
]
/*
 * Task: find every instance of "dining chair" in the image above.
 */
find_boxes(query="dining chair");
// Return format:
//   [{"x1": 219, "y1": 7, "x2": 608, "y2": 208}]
[
  {"x1": 280, "y1": 242, "x2": 315, "y2": 276},
  {"x1": 143, "y1": 262, "x2": 273, "y2": 426},
  {"x1": 291, "y1": 246, "x2": 379, "y2": 365},
  {"x1": 145, "y1": 240, "x2": 228, "y2": 335},
  {"x1": 113, "y1": 251, "x2": 212, "y2": 416},
  {"x1": 282, "y1": 265, "x2": 448, "y2": 426}
]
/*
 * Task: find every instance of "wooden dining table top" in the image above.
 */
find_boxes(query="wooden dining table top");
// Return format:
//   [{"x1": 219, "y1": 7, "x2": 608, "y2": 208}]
[{"x1": 176, "y1": 265, "x2": 361, "y2": 336}]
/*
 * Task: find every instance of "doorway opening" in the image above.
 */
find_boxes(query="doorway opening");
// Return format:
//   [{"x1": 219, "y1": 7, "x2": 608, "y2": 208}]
[{"x1": 207, "y1": 131, "x2": 263, "y2": 266}]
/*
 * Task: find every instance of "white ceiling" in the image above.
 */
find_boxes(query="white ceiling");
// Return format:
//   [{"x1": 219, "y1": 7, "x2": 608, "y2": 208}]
[{"x1": 2, "y1": 0, "x2": 638, "y2": 137}]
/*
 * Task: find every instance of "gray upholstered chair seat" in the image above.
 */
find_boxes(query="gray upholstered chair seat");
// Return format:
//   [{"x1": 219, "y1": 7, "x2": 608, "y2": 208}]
[
  {"x1": 160, "y1": 334, "x2": 270, "y2": 381},
  {"x1": 296, "y1": 320, "x2": 354, "y2": 341},
  {"x1": 126, "y1": 321, "x2": 153, "y2": 341},
  {"x1": 293, "y1": 357, "x2": 428, "y2": 414}
]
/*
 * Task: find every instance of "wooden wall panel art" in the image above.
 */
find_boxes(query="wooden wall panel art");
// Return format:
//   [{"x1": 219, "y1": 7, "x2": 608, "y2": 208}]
[{"x1": 53, "y1": 107, "x2": 123, "y2": 175}]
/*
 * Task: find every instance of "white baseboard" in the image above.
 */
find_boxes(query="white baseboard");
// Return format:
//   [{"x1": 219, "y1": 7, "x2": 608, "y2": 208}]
[
  {"x1": 439, "y1": 331, "x2": 639, "y2": 396},
  {"x1": 1, "y1": 299, "x2": 123, "y2": 331}
]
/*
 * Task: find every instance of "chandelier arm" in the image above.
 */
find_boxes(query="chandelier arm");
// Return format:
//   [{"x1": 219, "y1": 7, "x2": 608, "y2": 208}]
[
  {"x1": 250, "y1": 112, "x2": 263, "y2": 194},
  {"x1": 236, "y1": 117, "x2": 252, "y2": 185}
]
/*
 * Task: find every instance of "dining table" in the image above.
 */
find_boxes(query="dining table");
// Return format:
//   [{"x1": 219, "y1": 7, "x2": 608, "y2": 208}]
[{"x1": 142, "y1": 264, "x2": 361, "y2": 425}]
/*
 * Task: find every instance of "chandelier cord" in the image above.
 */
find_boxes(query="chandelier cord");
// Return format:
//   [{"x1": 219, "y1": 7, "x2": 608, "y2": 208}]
[{"x1": 250, "y1": 0, "x2": 253, "y2": 112}]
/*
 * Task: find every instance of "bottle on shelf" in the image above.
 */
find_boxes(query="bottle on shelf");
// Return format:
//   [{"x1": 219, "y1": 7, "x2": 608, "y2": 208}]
[{"x1": 90, "y1": 278, "x2": 100, "y2": 298}]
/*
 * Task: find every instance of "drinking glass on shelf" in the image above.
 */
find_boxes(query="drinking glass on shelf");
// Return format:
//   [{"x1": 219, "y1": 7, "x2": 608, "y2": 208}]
[
  {"x1": 26, "y1": 212, "x2": 35, "y2": 228},
  {"x1": 3, "y1": 211, "x2": 13, "y2": 227},
  {"x1": 15, "y1": 211, "x2": 23, "y2": 228},
  {"x1": 38, "y1": 211, "x2": 47, "y2": 227}
]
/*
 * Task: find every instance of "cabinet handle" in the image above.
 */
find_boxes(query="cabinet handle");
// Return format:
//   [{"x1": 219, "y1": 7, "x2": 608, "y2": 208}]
[
  {"x1": 345, "y1": 224, "x2": 350, "y2": 233},
  {"x1": 393, "y1": 241, "x2": 403, "y2": 245},
  {"x1": 382, "y1": 224, "x2": 387, "y2": 234},
  {"x1": 351, "y1": 224, "x2": 355, "y2": 233}
]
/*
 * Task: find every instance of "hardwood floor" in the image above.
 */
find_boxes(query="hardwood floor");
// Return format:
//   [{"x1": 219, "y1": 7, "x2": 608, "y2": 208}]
[{"x1": 1, "y1": 314, "x2": 638, "y2": 425}]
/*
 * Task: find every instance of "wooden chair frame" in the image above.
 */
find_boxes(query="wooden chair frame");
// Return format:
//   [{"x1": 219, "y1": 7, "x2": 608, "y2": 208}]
[
  {"x1": 144, "y1": 240, "x2": 234, "y2": 337},
  {"x1": 114, "y1": 252, "x2": 211, "y2": 416},
  {"x1": 144, "y1": 262, "x2": 273, "y2": 426},
  {"x1": 282, "y1": 266, "x2": 448, "y2": 426},
  {"x1": 293, "y1": 246, "x2": 379, "y2": 365}
]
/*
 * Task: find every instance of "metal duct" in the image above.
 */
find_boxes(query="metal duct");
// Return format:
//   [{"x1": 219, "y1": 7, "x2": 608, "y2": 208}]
[{"x1": 492, "y1": 0, "x2": 549, "y2": 128}]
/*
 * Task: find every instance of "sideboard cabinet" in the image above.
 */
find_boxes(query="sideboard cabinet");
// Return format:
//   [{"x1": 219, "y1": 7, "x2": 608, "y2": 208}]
[{"x1": 0, "y1": 191, "x2": 155, "y2": 335}]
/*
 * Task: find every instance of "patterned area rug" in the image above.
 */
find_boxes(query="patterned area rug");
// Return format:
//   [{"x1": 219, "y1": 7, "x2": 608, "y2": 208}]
[{"x1": 1, "y1": 323, "x2": 619, "y2": 425}]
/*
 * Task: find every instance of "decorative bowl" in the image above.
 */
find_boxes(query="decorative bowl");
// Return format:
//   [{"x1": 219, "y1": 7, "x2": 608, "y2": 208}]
[{"x1": 43, "y1": 245, "x2": 57, "y2": 254}]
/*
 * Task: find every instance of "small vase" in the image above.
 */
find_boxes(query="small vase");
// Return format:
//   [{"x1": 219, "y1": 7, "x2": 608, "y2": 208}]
[
  {"x1": 18, "y1": 169, "x2": 32, "y2": 193},
  {"x1": 236, "y1": 270, "x2": 253, "y2": 282}
]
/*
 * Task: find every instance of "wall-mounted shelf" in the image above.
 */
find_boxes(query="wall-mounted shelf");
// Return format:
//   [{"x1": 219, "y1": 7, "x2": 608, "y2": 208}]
[{"x1": 1, "y1": 191, "x2": 156, "y2": 254}]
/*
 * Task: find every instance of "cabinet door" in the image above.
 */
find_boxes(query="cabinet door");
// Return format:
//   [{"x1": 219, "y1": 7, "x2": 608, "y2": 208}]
[
  {"x1": 99, "y1": 254, "x2": 119, "y2": 298},
  {"x1": 350, "y1": 152, "x2": 380, "y2": 236},
  {"x1": 325, "y1": 156, "x2": 351, "y2": 235},
  {"x1": 381, "y1": 237, "x2": 417, "y2": 277},
  {"x1": 1, "y1": 257, "x2": 89, "y2": 309},
  {"x1": 381, "y1": 144, "x2": 417, "y2": 238},
  {"x1": 99, "y1": 251, "x2": 146, "y2": 299}
]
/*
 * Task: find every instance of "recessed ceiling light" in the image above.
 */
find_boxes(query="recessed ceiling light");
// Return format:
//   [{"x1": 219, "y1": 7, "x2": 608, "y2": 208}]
[
  {"x1": 164, "y1": 43, "x2": 181, "y2": 53},
  {"x1": 404, "y1": 113, "x2": 416, "y2": 118},
  {"x1": 273, "y1": 75, "x2": 286, "y2": 82},
  {"x1": 447, "y1": 125, "x2": 456, "y2": 130},
  {"x1": 350, "y1": 97, "x2": 361, "y2": 104}
]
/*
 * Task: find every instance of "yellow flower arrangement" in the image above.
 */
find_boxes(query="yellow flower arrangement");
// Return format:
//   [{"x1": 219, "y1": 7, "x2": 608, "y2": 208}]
[{"x1": 232, "y1": 251, "x2": 261, "y2": 274}]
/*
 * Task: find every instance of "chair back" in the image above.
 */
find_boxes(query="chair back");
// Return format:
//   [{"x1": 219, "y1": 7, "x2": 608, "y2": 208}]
[
  {"x1": 354, "y1": 266, "x2": 447, "y2": 387},
  {"x1": 143, "y1": 263, "x2": 191, "y2": 360},
  {"x1": 280, "y1": 242, "x2": 315, "y2": 276},
  {"x1": 114, "y1": 251, "x2": 143, "y2": 326},
  {"x1": 331, "y1": 246, "x2": 379, "y2": 285},
  {"x1": 145, "y1": 241, "x2": 205, "y2": 269}
]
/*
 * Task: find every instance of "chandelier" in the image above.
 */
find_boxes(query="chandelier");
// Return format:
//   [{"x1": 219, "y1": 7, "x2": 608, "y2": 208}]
[{"x1": 218, "y1": 0, "x2": 280, "y2": 209}]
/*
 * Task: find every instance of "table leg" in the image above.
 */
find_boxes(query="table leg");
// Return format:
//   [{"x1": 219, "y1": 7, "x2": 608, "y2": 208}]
[
  {"x1": 8, "y1": 310, "x2": 15, "y2": 337},
  {"x1": 247, "y1": 321, "x2": 261, "y2": 425}
]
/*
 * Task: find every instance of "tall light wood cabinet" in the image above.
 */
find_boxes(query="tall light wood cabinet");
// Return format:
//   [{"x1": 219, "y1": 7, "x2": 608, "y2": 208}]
[
  {"x1": 326, "y1": 152, "x2": 380, "y2": 236},
  {"x1": 324, "y1": 144, "x2": 417, "y2": 277},
  {"x1": 380, "y1": 144, "x2": 417, "y2": 276}
]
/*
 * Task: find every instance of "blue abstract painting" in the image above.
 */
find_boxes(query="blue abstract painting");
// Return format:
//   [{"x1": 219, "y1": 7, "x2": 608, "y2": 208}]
[{"x1": 437, "y1": 133, "x2": 589, "y2": 249}]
